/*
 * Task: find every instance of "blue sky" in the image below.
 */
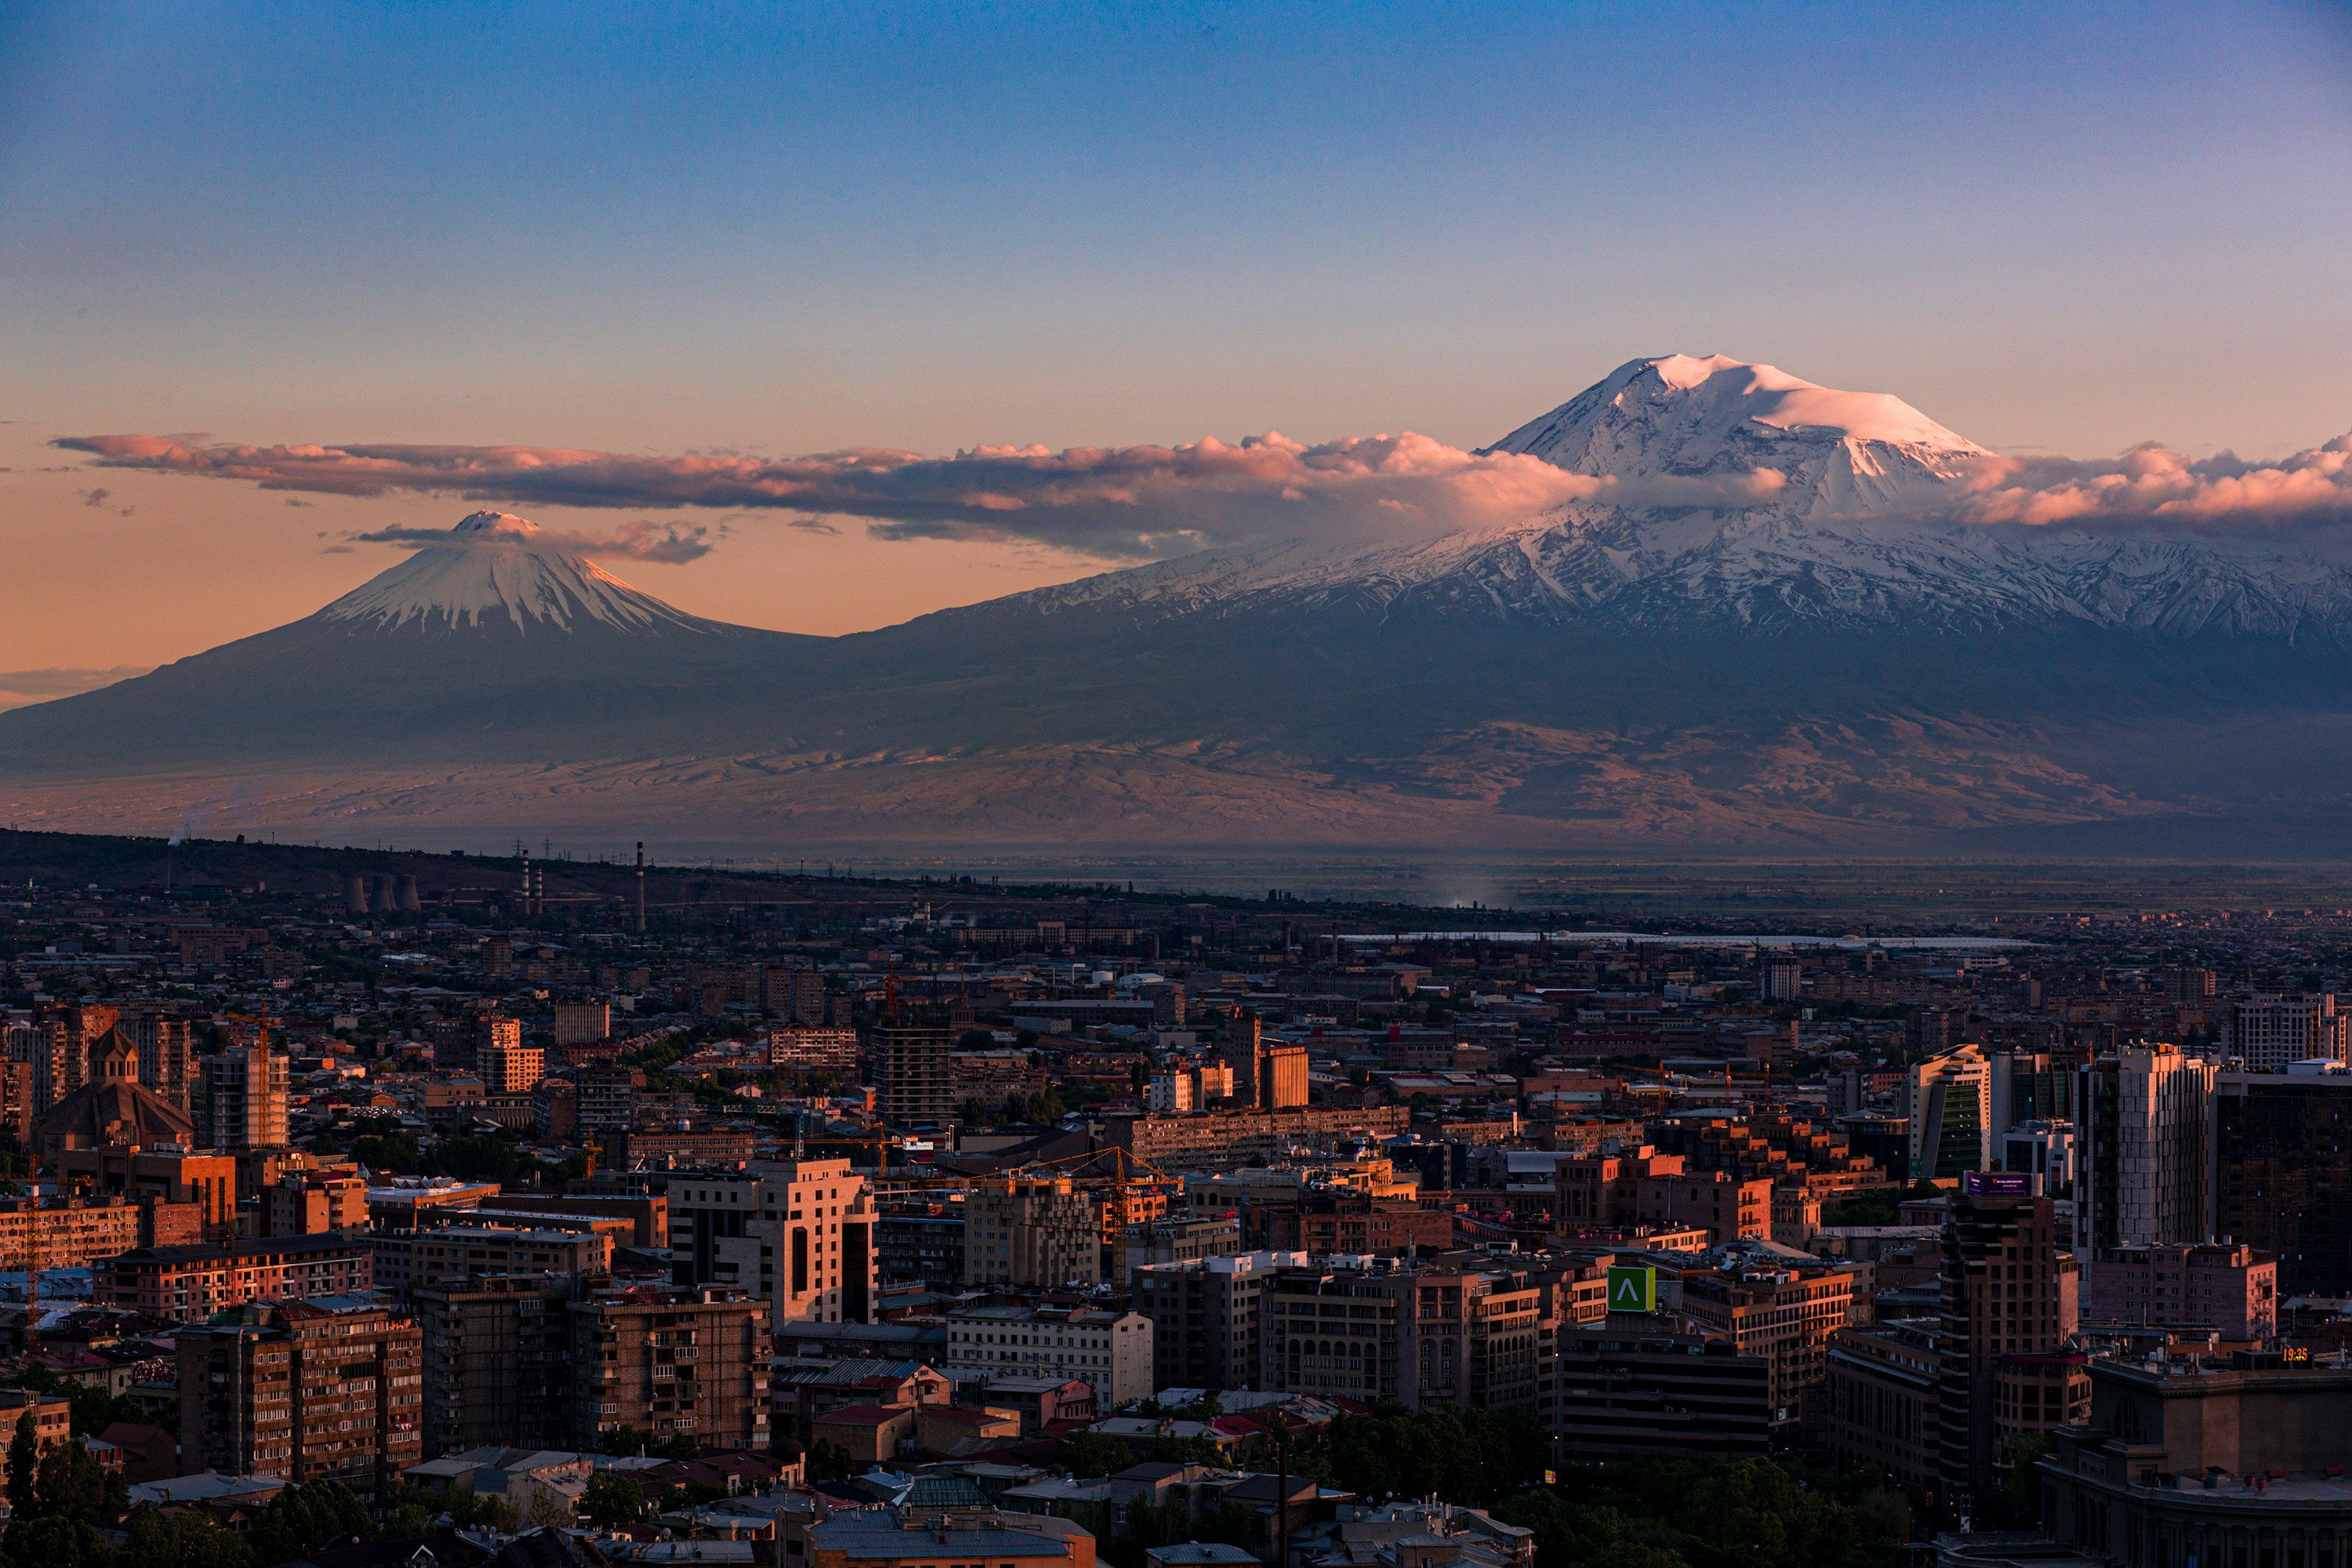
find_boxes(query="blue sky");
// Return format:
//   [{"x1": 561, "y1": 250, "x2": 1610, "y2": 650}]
[{"x1": 3, "y1": 0, "x2": 2350, "y2": 659}]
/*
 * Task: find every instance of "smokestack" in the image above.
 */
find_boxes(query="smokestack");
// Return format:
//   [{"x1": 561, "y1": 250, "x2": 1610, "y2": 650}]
[
  {"x1": 370, "y1": 873, "x2": 395, "y2": 913},
  {"x1": 520, "y1": 847, "x2": 531, "y2": 916},
  {"x1": 344, "y1": 875, "x2": 368, "y2": 915},
  {"x1": 395, "y1": 873, "x2": 421, "y2": 912},
  {"x1": 636, "y1": 842, "x2": 645, "y2": 934}
]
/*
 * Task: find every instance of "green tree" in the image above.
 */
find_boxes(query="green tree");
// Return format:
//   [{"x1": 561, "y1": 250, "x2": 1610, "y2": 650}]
[
  {"x1": 1056, "y1": 1428, "x2": 1130, "y2": 1479},
  {"x1": 0, "y1": 1514, "x2": 107, "y2": 1568},
  {"x1": 121, "y1": 1509, "x2": 257, "y2": 1568},
  {"x1": 29, "y1": 1436, "x2": 125, "y2": 1523},
  {"x1": 806, "y1": 1438, "x2": 861, "y2": 1483},
  {"x1": 579, "y1": 1471, "x2": 648, "y2": 1528},
  {"x1": 250, "y1": 1479, "x2": 371, "y2": 1566},
  {"x1": 5, "y1": 1414, "x2": 34, "y2": 1519}
]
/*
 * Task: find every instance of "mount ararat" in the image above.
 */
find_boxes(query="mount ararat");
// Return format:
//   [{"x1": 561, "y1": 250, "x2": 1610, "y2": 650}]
[{"x1": 13, "y1": 355, "x2": 2352, "y2": 855}]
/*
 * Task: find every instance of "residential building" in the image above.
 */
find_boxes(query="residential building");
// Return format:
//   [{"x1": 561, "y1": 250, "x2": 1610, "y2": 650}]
[
  {"x1": 552, "y1": 1002, "x2": 611, "y2": 1046},
  {"x1": 2081, "y1": 1241, "x2": 2277, "y2": 1337},
  {"x1": 1554, "y1": 1327, "x2": 1772, "y2": 1461},
  {"x1": 0, "y1": 1388, "x2": 72, "y2": 1455},
  {"x1": 769, "y1": 1026, "x2": 858, "y2": 1072},
  {"x1": 1102, "y1": 1107, "x2": 1410, "y2": 1171},
  {"x1": 964, "y1": 1175, "x2": 1102, "y2": 1291},
  {"x1": 371, "y1": 1225, "x2": 613, "y2": 1294},
  {"x1": 98, "y1": 1232, "x2": 374, "y2": 1322},
  {"x1": 1555, "y1": 1147, "x2": 1771, "y2": 1244},
  {"x1": 412, "y1": 1274, "x2": 578, "y2": 1457},
  {"x1": 2077, "y1": 1044, "x2": 2215, "y2": 1269},
  {"x1": 1905, "y1": 1045, "x2": 1992, "y2": 1181},
  {"x1": 2224, "y1": 993, "x2": 2348, "y2": 1072},
  {"x1": 873, "y1": 1018, "x2": 955, "y2": 1126},
  {"x1": 198, "y1": 1044, "x2": 289, "y2": 1150},
  {"x1": 1936, "y1": 1174, "x2": 2081, "y2": 1510},
  {"x1": 477, "y1": 1040, "x2": 546, "y2": 1094},
  {"x1": 2212, "y1": 1069, "x2": 2352, "y2": 1296},
  {"x1": 877, "y1": 1203, "x2": 965, "y2": 1290},
  {"x1": 1134, "y1": 1250, "x2": 1304, "y2": 1393},
  {"x1": 567, "y1": 1287, "x2": 771, "y2": 1450},
  {"x1": 807, "y1": 1508, "x2": 1097, "y2": 1568},
  {"x1": 944, "y1": 1304, "x2": 1154, "y2": 1407},
  {"x1": 0, "y1": 1196, "x2": 140, "y2": 1271},
  {"x1": 764, "y1": 967, "x2": 828, "y2": 1025},
  {"x1": 666, "y1": 1158, "x2": 880, "y2": 1327},
  {"x1": 1823, "y1": 1319, "x2": 1940, "y2": 1488},
  {"x1": 176, "y1": 1297, "x2": 424, "y2": 1499},
  {"x1": 264, "y1": 1169, "x2": 368, "y2": 1236},
  {"x1": 576, "y1": 1066, "x2": 644, "y2": 1135}
]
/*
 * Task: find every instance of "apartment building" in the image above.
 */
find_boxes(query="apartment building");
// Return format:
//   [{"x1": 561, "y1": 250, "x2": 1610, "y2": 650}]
[
  {"x1": 177, "y1": 1297, "x2": 424, "y2": 1499},
  {"x1": 873, "y1": 1019, "x2": 956, "y2": 1125},
  {"x1": 265, "y1": 1169, "x2": 368, "y2": 1236},
  {"x1": 371, "y1": 1225, "x2": 613, "y2": 1294},
  {"x1": 764, "y1": 967, "x2": 828, "y2": 1024},
  {"x1": 2224, "y1": 993, "x2": 2347, "y2": 1072},
  {"x1": 2212, "y1": 1069, "x2": 2352, "y2": 1296},
  {"x1": 943, "y1": 1304, "x2": 1154, "y2": 1407},
  {"x1": 0, "y1": 1196, "x2": 140, "y2": 1271},
  {"x1": 2077, "y1": 1044, "x2": 2215, "y2": 1265},
  {"x1": 568, "y1": 1287, "x2": 771, "y2": 1450},
  {"x1": 198, "y1": 1044, "x2": 290, "y2": 1150},
  {"x1": 1554, "y1": 1327, "x2": 1773, "y2": 1461},
  {"x1": 477, "y1": 1040, "x2": 546, "y2": 1094},
  {"x1": 769, "y1": 1026, "x2": 858, "y2": 1072},
  {"x1": 1823, "y1": 1319, "x2": 1941, "y2": 1488},
  {"x1": 1555, "y1": 1148, "x2": 1771, "y2": 1244},
  {"x1": 552, "y1": 1001, "x2": 611, "y2": 1045},
  {"x1": 667, "y1": 1158, "x2": 879, "y2": 1327},
  {"x1": 98, "y1": 1232, "x2": 373, "y2": 1322},
  {"x1": 2081, "y1": 1241, "x2": 2276, "y2": 1337},
  {"x1": 964, "y1": 1175, "x2": 1102, "y2": 1290},
  {"x1": 577, "y1": 1066, "x2": 645, "y2": 1135},
  {"x1": 1938, "y1": 1174, "x2": 2082, "y2": 1508},
  {"x1": 1134, "y1": 1250, "x2": 1304, "y2": 1393},
  {"x1": 1102, "y1": 1107, "x2": 1410, "y2": 1171},
  {"x1": 413, "y1": 1275, "x2": 578, "y2": 1458},
  {"x1": 59, "y1": 1145, "x2": 238, "y2": 1238}
]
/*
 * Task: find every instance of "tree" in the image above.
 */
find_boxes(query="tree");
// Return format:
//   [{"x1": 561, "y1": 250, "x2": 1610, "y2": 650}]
[
  {"x1": 1056, "y1": 1428, "x2": 1130, "y2": 1479},
  {"x1": 0, "y1": 1514, "x2": 107, "y2": 1568},
  {"x1": 250, "y1": 1479, "x2": 371, "y2": 1566},
  {"x1": 29, "y1": 1437, "x2": 125, "y2": 1523},
  {"x1": 121, "y1": 1509, "x2": 256, "y2": 1568},
  {"x1": 579, "y1": 1471, "x2": 648, "y2": 1529},
  {"x1": 5, "y1": 1414, "x2": 33, "y2": 1519},
  {"x1": 807, "y1": 1439, "x2": 861, "y2": 1483}
]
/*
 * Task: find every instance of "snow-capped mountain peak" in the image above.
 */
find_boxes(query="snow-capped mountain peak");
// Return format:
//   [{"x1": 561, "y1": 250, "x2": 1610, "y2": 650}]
[{"x1": 316, "y1": 511, "x2": 711, "y2": 636}]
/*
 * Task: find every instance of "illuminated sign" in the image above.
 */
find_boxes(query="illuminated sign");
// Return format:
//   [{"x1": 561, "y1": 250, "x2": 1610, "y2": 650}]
[
  {"x1": 1607, "y1": 1265, "x2": 1657, "y2": 1313},
  {"x1": 2285, "y1": 1346, "x2": 2312, "y2": 1365},
  {"x1": 1962, "y1": 1171, "x2": 2032, "y2": 1196}
]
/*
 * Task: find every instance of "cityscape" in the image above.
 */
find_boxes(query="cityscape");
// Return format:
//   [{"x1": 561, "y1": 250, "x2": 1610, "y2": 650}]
[{"x1": 6, "y1": 4, "x2": 2352, "y2": 1567}]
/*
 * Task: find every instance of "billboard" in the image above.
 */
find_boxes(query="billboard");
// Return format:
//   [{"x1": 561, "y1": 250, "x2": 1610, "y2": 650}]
[
  {"x1": 1606, "y1": 1264, "x2": 1657, "y2": 1313},
  {"x1": 1962, "y1": 1171, "x2": 2032, "y2": 1196}
]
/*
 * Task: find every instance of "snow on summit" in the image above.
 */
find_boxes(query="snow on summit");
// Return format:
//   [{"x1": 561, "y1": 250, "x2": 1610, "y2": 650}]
[{"x1": 318, "y1": 510, "x2": 710, "y2": 635}]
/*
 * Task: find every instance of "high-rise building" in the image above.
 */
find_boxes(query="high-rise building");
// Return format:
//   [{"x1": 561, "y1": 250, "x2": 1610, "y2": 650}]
[
  {"x1": 1133, "y1": 1249, "x2": 1301, "y2": 1393},
  {"x1": 764, "y1": 966, "x2": 827, "y2": 1024},
  {"x1": 551, "y1": 1001, "x2": 610, "y2": 1046},
  {"x1": 1905, "y1": 1045, "x2": 1992, "y2": 1181},
  {"x1": 1261, "y1": 1258, "x2": 1550, "y2": 1415},
  {"x1": 1990, "y1": 1050, "x2": 2071, "y2": 1134},
  {"x1": 414, "y1": 1274, "x2": 579, "y2": 1457},
  {"x1": 177, "y1": 1297, "x2": 425, "y2": 1499},
  {"x1": 2224, "y1": 993, "x2": 2348, "y2": 1072},
  {"x1": 478, "y1": 1040, "x2": 546, "y2": 1093},
  {"x1": 198, "y1": 1044, "x2": 289, "y2": 1150},
  {"x1": 2077, "y1": 1044, "x2": 2215, "y2": 1270},
  {"x1": 964, "y1": 1175, "x2": 1102, "y2": 1290},
  {"x1": 1760, "y1": 956, "x2": 1803, "y2": 1003},
  {"x1": 667, "y1": 1158, "x2": 879, "y2": 1327},
  {"x1": 872, "y1": 1018, "x2": 954, "y2": 1126},
  {"x1": 2212, "y1": 1068, "x2": 2352, "y2": 1296},
  {"x1": 123, "y1": 1014, "x2": 195, "y2": 1112},
  {"x1": 567, "y1": 1287, "x2": 771, "y2": 1450},
  {"x1": 1936, "y1": 1174, "x2": 2082, "y2": 1510},
  {"x1": 1217, "y1": 1014, "x2": 1309, "y2": 1112}
]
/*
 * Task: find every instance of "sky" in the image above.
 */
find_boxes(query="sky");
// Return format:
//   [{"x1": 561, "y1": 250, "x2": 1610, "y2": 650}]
[{"x1": 4, "y1": 0, "x2": 2351, "y2": 684}]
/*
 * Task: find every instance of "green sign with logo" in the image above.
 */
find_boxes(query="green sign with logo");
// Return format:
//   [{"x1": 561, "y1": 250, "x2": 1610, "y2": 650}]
[{"x1": 1606, "y1": 1265, "x2": 1657, "y2": 1313}]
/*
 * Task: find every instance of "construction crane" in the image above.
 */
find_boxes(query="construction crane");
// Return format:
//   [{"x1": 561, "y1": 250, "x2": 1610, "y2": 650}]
[{"x1": 998, "y1": 1145, "x2": 1182, "y2": 1296}]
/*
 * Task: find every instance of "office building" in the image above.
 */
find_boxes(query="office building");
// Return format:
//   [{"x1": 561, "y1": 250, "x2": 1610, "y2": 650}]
[
  {"x1": 873, "y1": 1018, "x2": 955, "y2": 1125},
  {"x1": 198, "y1": 1044, "x2": 290, "y2": 1150},
  {"x1": 944, "y1": 1304, "x2": 1154, "y2": 1407},
  {"x1": 1936, "y1": 1174, "x2": 2082, "y2": 1508},
  {"x1": 2214, "y1": 1069, "x2": 2352, "y2": 1296},
  {"x1": 667, "y1": 1157, "x2": 879, "y2": 1327},
  {"x1": 1823, "y1": 1320, "x2": 1941, "y2": 1488},
  {"x1": 964, "y1": 1175, "x2": 1102, "y2": 1290},
  {"x1": 2224, "y1": 993, "x2": 2348, "y2": 1072},
  {"x1": 2000, "y1": 1121, "x2": 2074, "y2": 1197},
  {"x1": 1678, "y1": 1259, "x2": 1858, "y2": 1434},
  {"x1": 413, "y1": 1275, "x2": 579, "y2": 1457},
  {"x1": 1990, "y1": 1050, "x2": 2071, "y2": 1134},
  {"x1": 2082, "y1": 1241, "x2": 2276, "y2": 1337},
  {"x1": 1555, "y1": 1327, "x2": 1772, "y2": 1461},
  {"x1": 1261, "y1": 1258, "x2": 1548, "y2": 1415},
  {"x1": 1905, "y1": 1045, "x2": 1992, "y2": 1181},
  {"x1": 2078, "y1": 1044, "x2": 2215, "y2": 1269},
  {"x1": 568, "y1": 1287, "x2": 772, "y2": 1450},
  {"x1": 2044, "y1": 1351, "x2": 2352, "y2": 1568},
  {"x1": 1134, "y1": 1250, "x2": 1302, "y2": 1393},
  {"x1": 177, "y1": 1297, "x2": 424, "y2": 1499}
]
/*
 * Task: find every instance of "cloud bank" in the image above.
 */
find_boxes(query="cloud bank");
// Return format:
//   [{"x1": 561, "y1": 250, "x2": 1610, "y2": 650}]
[
  {"x1": 50, "y1": 431, "x2": 1780, "y2": 557},
  {"x1": 350, "y1": 518, "x2": 717, "y2": 563},
  {"x1": 0, "y1": 666, "x2": 152, "y2": 712},
  {"x1": 50, "y1": 426, "x2": 2352, "y2": 560}
]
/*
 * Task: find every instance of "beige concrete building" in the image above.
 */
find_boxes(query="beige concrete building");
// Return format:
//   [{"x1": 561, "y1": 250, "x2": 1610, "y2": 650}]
[
  {"x1": 964, "y1": 1175, "x2": 1102, "y2": 1290},
  {"x1": 668, "y1": 1158, "x2": 879, "y2": 1327},
  {"x1": 176, "y1": 1297, "x2": 424, "y2": 1499},
  {"x1": 568, "y1": 1287, "x2": 771, "y2": 1450}
]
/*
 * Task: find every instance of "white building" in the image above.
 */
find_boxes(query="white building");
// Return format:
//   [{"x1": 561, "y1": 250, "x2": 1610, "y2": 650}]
[
  {"x1": 2223, "y1": 994, "x2": 2347, "y2": 1073},
  {"x1": 2077, "y1": 1044, "x2": 2214, "y2": 1267},
  {"x1": 945, "y1": 1304, "x2": 1154, "y2": 1407},
  {"x1": 666, "y1": 1157, "x2": 879, "y2": 1326}
]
